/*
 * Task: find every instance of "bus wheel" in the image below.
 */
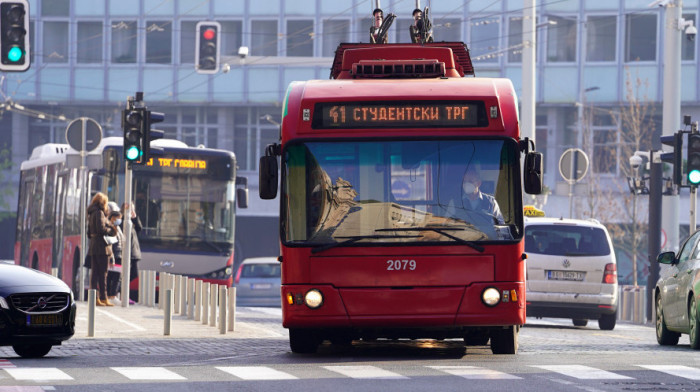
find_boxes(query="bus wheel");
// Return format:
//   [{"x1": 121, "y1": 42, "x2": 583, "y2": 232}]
[
  {"x1": 289, "y1": 329, "x2": 320, "y2": 354},
  {"x1": 490, "y1": 325, "x2": 518, "y2": 354}
]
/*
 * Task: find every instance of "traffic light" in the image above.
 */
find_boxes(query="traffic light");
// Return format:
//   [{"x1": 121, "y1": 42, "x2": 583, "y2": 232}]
[
  {"x1": 660, "y1": 132, "x2": 683, "y2": 186},
  {"x1": 195, "y1": 21, "x2": 220, "y2": 74},
  {"x1": 0, "y1": 0, "x2": 30, "y2": 72},
  {"x1": 687, "y1": 133, "x2": 700, "y2": 186},
  {"x1": 142, "y1": 110, "x2": 164, "y2": 161},
  {"x1": 122, "y1": 108, "x2": 145, "y2": 163}
]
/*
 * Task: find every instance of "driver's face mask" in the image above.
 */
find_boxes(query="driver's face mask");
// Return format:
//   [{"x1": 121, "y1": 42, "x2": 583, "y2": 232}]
[{"x1": 462, "y1": 181, "x2": 477, "y2": 195}]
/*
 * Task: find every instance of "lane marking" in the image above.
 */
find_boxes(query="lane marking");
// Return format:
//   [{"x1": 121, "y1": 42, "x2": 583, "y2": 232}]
[
  {"x1": 96, "y1": 309, "x2": 147, "y2": 331},
  {"x1": 111, "y1": 367, "x2": 185, "y2": 380},
  {"x1": 4, "y1": 368, "x2": 73, "y2": 381},
  {"x1": 216, "y1": 366, "x2": 297, "y2": 380},
  {"x1": 532, "y1": 365, "x2": 632, "y2": 380},
  {"x1": 429, "y1": 366, "x2": 522, "y2": 380},
  {"x1": 637, "y1": 365, "x2": 700, "y2": 380},
  {"x1": 324, "y1": 365, "x2": 408, "y2": 379},
  {"x1": 0, "y1": 387, "x2": 48, "y2": 391}
]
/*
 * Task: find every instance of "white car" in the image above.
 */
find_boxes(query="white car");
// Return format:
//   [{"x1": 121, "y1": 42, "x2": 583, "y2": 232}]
[{"x1": 524, "y1": 217, "x2": 618, "y2": 330}]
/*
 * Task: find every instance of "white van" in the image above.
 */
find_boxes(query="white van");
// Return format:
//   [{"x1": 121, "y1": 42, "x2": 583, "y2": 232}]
[{"x1": 524, "y1": 217, "x2": 618, "y2": 330}]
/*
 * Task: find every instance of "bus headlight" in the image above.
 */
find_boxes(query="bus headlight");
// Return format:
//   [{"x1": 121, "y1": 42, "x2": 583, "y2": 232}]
[
  {"x1": 304, "y1": 289, "x2": 324, "y2": 309},
  {"x1": 481, "y1": 287, "x2": 501, "y2": 307}
]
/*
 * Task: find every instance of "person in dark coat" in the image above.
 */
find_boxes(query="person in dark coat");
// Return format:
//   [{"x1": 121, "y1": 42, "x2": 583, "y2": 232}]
[
  {"x1": 87, "y1": 192, "x2": 117, "y2": 306},
  {"x1": 121, "y1": 202, "x2": 143, "y2": 303}
]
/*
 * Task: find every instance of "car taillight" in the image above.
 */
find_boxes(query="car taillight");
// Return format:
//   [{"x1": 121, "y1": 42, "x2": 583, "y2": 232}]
[
  {"x1": 603, "y1": 263, "x2": 617, "y2": 284},
  {"x1": 234, "y1": 264, "x2": 244, "y2": 284}
]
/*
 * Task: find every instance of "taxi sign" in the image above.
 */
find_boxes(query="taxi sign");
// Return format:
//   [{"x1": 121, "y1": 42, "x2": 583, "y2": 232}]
[{"x1": 524, "y1": 205, "x2": 545, "y2": 217}]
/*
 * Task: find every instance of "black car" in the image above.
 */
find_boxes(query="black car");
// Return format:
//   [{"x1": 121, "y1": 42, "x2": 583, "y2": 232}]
[{"x1": 0, "y1": 264, "x2": 77, "y2": 357}]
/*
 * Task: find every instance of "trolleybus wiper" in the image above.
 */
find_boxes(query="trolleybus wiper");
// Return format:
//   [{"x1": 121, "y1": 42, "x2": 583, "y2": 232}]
[
  {"x1": 375, "y1": 227, "x2": 485, "y2": 252},
  {"x1": 311, "y1": 234, "x2": 422, "y2": 254}
]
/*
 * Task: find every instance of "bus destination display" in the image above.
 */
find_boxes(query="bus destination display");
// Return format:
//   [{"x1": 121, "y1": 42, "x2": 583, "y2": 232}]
[{"x1": 313, "y1": 101, "x2": 488, "y2": 129}]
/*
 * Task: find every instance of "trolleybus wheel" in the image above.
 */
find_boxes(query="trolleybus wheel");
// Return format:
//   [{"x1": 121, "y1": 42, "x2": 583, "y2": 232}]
[
  {"x1": 289, "y1": 328, "x2": 320, "y2": 354},
  {"x1": 490, "y1": 325, "x2": 518, "y2": 354}
]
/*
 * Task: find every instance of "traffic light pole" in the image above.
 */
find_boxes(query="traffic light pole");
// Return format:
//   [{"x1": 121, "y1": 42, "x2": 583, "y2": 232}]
[
  {"x1": 691, "y1": 186, "x2": 697, "y2": 233},
  {"x1": 647, "y1": 150, "x2": 662, "y2": 322},
  {"x1": 121, "y1": 162, "x2": 133, "y2": 307}
]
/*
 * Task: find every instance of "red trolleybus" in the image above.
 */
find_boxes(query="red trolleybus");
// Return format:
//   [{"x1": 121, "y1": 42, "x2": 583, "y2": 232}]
[
  {"x1": 15, "y1": 137, "x2": 248, "y2": 298},
  {"x1": 259, "y1": 42, "x2": 543, "y2": 354}
]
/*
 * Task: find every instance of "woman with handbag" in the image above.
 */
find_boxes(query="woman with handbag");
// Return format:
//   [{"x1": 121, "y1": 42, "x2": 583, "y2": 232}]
[{"x1": 87, "y1": 192, "x2": 117, "y2": 306}]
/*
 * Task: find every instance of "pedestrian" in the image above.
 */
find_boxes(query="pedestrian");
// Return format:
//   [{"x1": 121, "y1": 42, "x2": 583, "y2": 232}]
[
  {"x1": 107, "y1": 207, "x2": 124, "y2": 303},
  {"x1": 87, "y1": 192, "x2": 117, "y2": 306},
  {"x1": 121, "y1": 202, "x2": 143, "y2": 304}
]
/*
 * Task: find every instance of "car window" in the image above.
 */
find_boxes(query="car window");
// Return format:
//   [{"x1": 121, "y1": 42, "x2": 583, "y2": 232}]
[
  {"x1": 680, "y1": 231, "x2": 700, "y2": 263},
  {"x1": 524, "y1": 224, "x2": 610, "y2": 256},
  {"x1": 241, "y1": 263, "x2": 281, "y2": 278}
]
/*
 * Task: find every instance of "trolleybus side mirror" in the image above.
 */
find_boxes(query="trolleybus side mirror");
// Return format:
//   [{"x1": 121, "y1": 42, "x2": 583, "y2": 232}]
[
  {"x1": 259, "y1": 155, "x2": 279, "y2": 199},
  {"x1": 236, "y1": 176, "x2": 249, "y2": 209},
  {"x1": 524, "y1": 151, "x2": 543, "y2": 195}
]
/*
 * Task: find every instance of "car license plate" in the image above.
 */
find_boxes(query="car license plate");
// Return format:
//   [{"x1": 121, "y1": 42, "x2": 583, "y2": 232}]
[
  {"x1": 251, "y1": 283, "x2": 272, "y2": 290},
  {"x1": 547, "y1": 270, "x2": 585, "y2": 281},
  {"x1": 26, "y1": 314, "x2": 63, "y2": 327}
]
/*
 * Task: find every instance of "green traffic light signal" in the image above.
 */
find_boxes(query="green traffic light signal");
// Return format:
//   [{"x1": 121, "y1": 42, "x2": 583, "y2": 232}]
[
  {"x1": 125, "y1": 145, "x2": 141, "y2": 161},
  {"x1": 7, "y1": 46, "x2": 21, "y2": 62},
  {"x1": 689, "y1": 170, "x2": 700, "y2": 185}
]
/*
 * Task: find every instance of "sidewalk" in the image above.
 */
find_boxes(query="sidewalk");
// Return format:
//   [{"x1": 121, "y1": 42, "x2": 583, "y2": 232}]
[{"x1": 72, "y1": 300, "x2": 285, "y2": 340}]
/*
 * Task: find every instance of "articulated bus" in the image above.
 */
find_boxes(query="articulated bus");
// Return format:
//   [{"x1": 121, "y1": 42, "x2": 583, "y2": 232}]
[
  {"x1": 259, "y1": 42, "x2": 543, "y2": 354},
  {"x1": 15, "y1": 137, "x2": 248, "y2": 298}
]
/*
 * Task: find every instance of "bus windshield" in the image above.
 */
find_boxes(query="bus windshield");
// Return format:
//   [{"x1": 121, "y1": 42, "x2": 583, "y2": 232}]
[
  {"x1": 133, "y1": 173, "x2": 235, "y2": 246},
  {"x1": 283, "y1": 139, "x2": 521, "y2": 246}
]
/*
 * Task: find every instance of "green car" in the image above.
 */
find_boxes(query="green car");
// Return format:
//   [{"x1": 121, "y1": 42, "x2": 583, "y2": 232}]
[{"x1": 655, "y1": 232, "x2": 700, "y2": 350}]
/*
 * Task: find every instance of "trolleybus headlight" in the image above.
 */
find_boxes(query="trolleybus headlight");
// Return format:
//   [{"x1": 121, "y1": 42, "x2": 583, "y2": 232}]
[
  {"x1": 481, "y1": 287, "x2": 501, "y2": 307},
  {"x1": 304, "y1": 289, "x2": 324, "y2": 309}
]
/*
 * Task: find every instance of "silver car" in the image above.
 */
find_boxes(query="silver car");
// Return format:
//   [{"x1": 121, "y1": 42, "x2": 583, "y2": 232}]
[{"x1": 234, "y1": 257, "x2": 281, "y2": 307}]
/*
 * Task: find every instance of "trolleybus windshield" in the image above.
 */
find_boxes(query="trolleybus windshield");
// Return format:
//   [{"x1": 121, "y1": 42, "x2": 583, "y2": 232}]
[{"x1": 282, "y1": 138, "x2": 521, "y2": 247}]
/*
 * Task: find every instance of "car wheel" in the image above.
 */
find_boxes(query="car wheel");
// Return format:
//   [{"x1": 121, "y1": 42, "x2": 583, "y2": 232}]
[
  {"x1": 490, "y1": 325, "x2": 518, "y2": 354},
  {"x1": 572, "y1": 319, "x2": 588, "y2": 327},
  {"x1": 598, "y1": 312, "x2": 616, "y2": 330},
  {"x1": 656, "y1": 293, "x2": 680, "y2": 346},
  {"x1": 690, "y1": 296, "x2": 700, "y2": 350},
  {"x1": 289, "y1": 328, "x2": 320, "y2": 354},
  {"x1": 12, "y1": 344, "x2": 53, "y2": 358}
]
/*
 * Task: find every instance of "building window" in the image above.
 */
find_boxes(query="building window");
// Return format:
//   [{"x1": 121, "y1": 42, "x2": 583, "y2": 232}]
[
  {"x1": 322, "y1": 19, "x2": 349, "y2": 57},
  {"x1": 625, "y1": 14, "x2": 656, "y2": 62},
  {"x1": 180, "y1": 21, "x2": 196, "y2": 64},
  {"x1": 470, "y1": 17, "x2": 500, "y2": 62},
  {"x1": 547, "y1": 16, "x2": 577, "y2": 62},
  {"x1": 286, "y1": 20, "x2": 314, "y2": 56},
  {"x1": 433, "y1": 19, "x2": 462, "y2": 42},
  {"x1": 395, "y1": 19, "x2": 413, "y2": 43},
  {"x1": 682, "y1": 13, "x2": 696, "y2": 61},
  {"x1": 112, "y1": 21, "x2": 137, "y2": 63},
  {"x1": 251, "y1": 20, "x2": 278, "y2": 56},
  {"x1": 221, "y1": 21, "x2": 243, "y2": 58},
  {"x1": 77, "y1": 22, "x2": 103, "y2": 64},
  {"x1": 586, "y1": 15, "x2": 616, "y2": 62},
  {"x1": 43, "y1": 22, "x2": 69, "y2": 63},
  {"x1": 508, "y1": 17, "x2": 523, "y2": 63},
  {"x1": 146, "y1": 21, "x2": 172, "y2": 64},
  {"x1": 41, "y1": 0, "x2": 69, "y2": 17}
]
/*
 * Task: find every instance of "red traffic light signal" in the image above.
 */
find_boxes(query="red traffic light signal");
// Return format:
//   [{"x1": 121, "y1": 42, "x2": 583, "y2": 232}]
[{"x1": 195, "y1": 21, "x2": 221, "y2": 74}]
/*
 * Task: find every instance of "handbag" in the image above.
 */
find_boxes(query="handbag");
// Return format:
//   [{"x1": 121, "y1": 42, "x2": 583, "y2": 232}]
[{"x1": 103, "y1": 235, "x2": 118, "y2": 245}]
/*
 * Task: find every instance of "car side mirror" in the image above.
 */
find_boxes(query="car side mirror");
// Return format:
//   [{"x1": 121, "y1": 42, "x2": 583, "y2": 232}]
[{"x1": 656, "y1": 251, "x2": 676, "y2": 265}]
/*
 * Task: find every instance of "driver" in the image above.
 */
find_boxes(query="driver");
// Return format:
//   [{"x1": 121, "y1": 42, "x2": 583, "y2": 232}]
[{"x1": 459, "y1": 168, "x2": 504, "y2": 235}]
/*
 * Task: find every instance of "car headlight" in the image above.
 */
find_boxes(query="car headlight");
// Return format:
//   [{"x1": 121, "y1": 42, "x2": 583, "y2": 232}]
[
  {"x1": 304, "y1": 289, "x2": 324, "y2": 309},
  {"x1": 0, "y1": 296, "x2": 8, "y2": 310},
  {"x1": 482, "y1": 287, "x2": 501, "y2": 307}
]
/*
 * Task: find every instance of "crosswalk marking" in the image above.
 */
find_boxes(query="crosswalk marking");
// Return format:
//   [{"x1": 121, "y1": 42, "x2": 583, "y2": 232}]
[
  {"x1": 111, "y1": 367, "x2": 186, "y2": 380},
  {"x1": 532, "y1": 365, "x2": 632, "y2": 380},
  {"x1": 637, "y1": 365, "x2": 700, "y2": 380},
  {"x1": 0, "y1": 360, "x2": 15, "y2": 369},
  {"x1": 428, "y1": 366, "x2": 522, "y2": 380},
  {"x1": 323, "y1": 365, "x2": 408, "y2": 379},
  {"x1": 216, "y1": 366, "x2": 297, "y2": 380},
  {"x1": 4, "y1": 368, "x2": 73, "y2": 381}
]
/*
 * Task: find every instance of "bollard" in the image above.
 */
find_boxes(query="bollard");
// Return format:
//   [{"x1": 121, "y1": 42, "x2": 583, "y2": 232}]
[
  {"x1": 228, "y1": 286, "x2": 236, "y2": 332},
  {"x1": 164, "y1": 289, "x2": 172, "y2": 336},
  {"x1": 174, "y1": 275, "x2": 181, "y2": 314},
  {"x1": 195, "y1": 280, "x2": 203, "y2": 321},
  {"x1": 87, "y1": 289, "x2": 96, "y2": 337},
  {"x1": 160, "y1": 273, "x2": 170, "y2": 310},
  {"x1": 51, "y1": 268, "x2": 58, "y2": 277},
  {"x1": 187, "y1": 278, "x2": 196, "y2": 319},
  {"x1": 202, "y1": 282, "x2": 210, "y2": 325},
  {"x1": 219, "y1": 285, "x2": 227, "y2": 334},
  {"x1": 209, "y1": 284, "x2": 218, "y2": 326},
  {"x1": 143, "y1": 270, "x2": 150, "y2": 307},
  {"x1": 180, "y1": 275, "x2": 187, "y2": 316},
  {"x1": 138, "y1": 270, "x2": 144, "y2": 305},
  {"x1": 150, "y1": 271, "x2": 157, "y2": 307}
]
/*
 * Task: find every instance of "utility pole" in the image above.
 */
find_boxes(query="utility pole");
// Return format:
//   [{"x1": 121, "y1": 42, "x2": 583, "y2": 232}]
[
  {"x1": 660, "y1": 1, "x2": 682, "y2": 254},
  {"x1": 521, "y1": 0, "x2": 536, "y2": 144},
  {"x1": 647, "y1": 151, "x2": 662, "y2": 321}
]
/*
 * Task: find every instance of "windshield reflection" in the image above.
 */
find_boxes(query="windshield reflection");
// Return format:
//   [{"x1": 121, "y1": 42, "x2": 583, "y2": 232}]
[{"x1": 283, "y1": 139, "x2": 521, "y2": 246}]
